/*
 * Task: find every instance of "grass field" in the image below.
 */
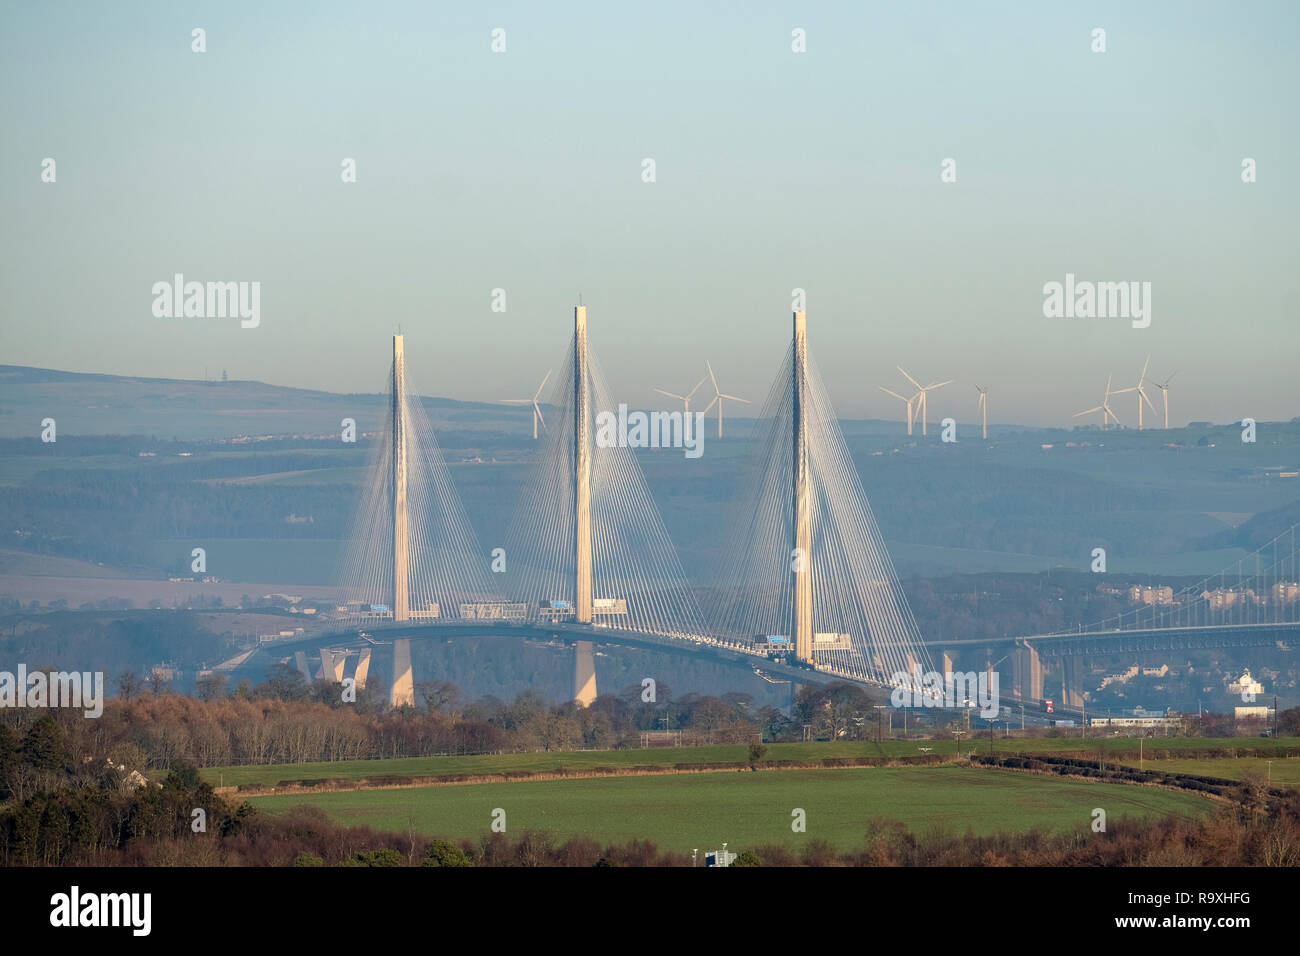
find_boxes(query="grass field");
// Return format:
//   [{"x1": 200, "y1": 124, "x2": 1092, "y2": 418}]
[
  {"x1": 202, "y1": 737, "x2": 1300, "y2": 789},
  {"x1": 244, "y1": 765, "x2": 1216, "y2": 850},
  {"x1": 1116, "y1": 756, "x2": 1300, "y2": 789}
]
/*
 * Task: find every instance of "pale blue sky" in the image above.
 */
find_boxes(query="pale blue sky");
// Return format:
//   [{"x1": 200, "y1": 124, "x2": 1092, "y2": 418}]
[{"x1": 2, "y1": 1, "x2": 1296, "y2": 425}]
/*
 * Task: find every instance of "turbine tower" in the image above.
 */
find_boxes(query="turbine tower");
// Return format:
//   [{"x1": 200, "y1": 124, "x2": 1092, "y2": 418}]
[
  {"x1": 975, "y1": 385, "x2": 988, "y2": 440},
  {"x1": 1112, "y1": 355, "x2": 1156, "y2": 430},
  {"x1": 897, "y1": 367, "x2": 952, "y2": 437},
  {"x1": 653, "y1": 374, "x2": 708, "y2": 415},
  {"x1": 1073, "y1": 374, "x2": 1123, "y2": 429},
  {"x1": 574, "y1": 305, "x2": 592, "y2": 626},
  {"x1": 392, "y1": 334, "x2": 409, "y2": 623},
  {"x1": 792, "y1": 312, "x2": 812, "y2": 662},
  {"x1": 1147, "y1": 370, "x2": 1177, "y2": 429},
  {"x1": 501, "y1": 371, "x2": 551, "y2": 439},
  {"x1": 878, "y1": 386, "x2": 916, "y2": 435},
  {"x1": 702, "y1": 360, "x2": 750, "y2": 439}
]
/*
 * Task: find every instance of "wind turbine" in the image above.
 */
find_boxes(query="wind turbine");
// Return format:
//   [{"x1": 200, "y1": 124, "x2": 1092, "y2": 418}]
[
  {"x1": 1145, "y1": 369, "x2": 1177, "y2": 429},
  {"x1": 1073, "y1": 374, "x2": 1123, "y2": 429},
  {"x1": 702, "y1": 360, "x2": 749, "y2": 439},
  {"x1": 500, "y1": 370, "x2": 550, "y2": 439},
  {"x1": 975, "y1": 385, "x2": 988, "y2": 440},
  {"x1": 879, "y1": 386, "x2": 917, "y2": 436},
  {"x1": 1111, "y1": 355, "x2": 1156, "y2": 430},
  {"x1": 653, "y1": 374, "x2": 708, "y2": 415},
  {"x1": 897, "y1": 367, "x2": 952, "y2": 437}
]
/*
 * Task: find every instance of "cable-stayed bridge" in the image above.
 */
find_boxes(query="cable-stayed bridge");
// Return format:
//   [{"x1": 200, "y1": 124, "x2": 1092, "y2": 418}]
[
  {"x1": 252, "y1": 307, "x2": 1299, "y2": 716},
  {"x1": 317, "y1": 307, "x2": 930, "y2": 706}
]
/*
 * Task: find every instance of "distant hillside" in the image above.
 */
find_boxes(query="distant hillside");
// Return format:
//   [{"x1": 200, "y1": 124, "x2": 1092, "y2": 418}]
[
  {"x1": 0, "y1": 365, "x2": 528, "y2": 440},
  {"x1": 1190, "y1": 498, "x2": 1300, "y2": 552}
]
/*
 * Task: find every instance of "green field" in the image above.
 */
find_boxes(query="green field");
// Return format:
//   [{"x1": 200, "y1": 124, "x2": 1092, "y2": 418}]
[
  {"x1": 203, "y1": 737, "x2": 1300, "y2": 789},
  {"x1": 244, "y1": 765, "x2": 1216, "y2": 850},
  {"x1": 1117, "y1": 756, "x2": 1300, "y2": 789}
]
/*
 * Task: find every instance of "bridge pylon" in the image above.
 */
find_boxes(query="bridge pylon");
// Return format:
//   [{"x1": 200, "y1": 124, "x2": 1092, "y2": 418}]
[
  {"x1": 792, "y1": 311, "x2": 812, "y2": 662},
  {"x1": 574, "y1": 306, "x2": 592, "y2": 625},
  {"x1": 392, "y1": 334, "x2": 410, "y2": 623}
]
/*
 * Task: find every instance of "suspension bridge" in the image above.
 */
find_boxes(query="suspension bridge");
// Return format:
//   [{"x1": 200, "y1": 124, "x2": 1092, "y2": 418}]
[{"x1": 245, "y1": 306, "x2": 1299, "y2": 717}]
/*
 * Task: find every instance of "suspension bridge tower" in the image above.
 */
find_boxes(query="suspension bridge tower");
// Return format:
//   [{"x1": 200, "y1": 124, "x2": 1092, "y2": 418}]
[
  {"x1": 389, "y1": 333, "x2": 414, "y2": 706},
  {"x1": 792, "y1": 311, "x2": 813, "y2": 663},
  {"x1": 392, "y1": 333, "x2": 410, "y2": 623},
  {"x1": 574, "y1": 305, "x2": 593, "y2": 625},
  {"x1": 572, "y1": 305, "x2": 597, "y2": 705}
]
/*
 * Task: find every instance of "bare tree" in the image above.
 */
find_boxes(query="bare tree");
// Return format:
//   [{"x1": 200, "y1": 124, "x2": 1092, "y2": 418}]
[{"x1": 117, "y1": 670, "x2": 141, "y2": 702}]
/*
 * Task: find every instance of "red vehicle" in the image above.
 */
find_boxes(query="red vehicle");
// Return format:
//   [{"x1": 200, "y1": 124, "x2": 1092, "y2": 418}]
[{"x1": 1044, "y1": 698, "x2": 1054, "y2": 714}]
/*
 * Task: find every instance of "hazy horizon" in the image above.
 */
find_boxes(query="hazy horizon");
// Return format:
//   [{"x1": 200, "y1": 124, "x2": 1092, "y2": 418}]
[{"x1": 3, "y1": 1, "x2": 1297, "y2": 427}]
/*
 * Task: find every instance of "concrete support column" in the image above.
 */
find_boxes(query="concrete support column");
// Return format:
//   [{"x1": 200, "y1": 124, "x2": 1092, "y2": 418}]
[
  {"x1": 1013, "y1": 642, "x2": 1043, "y2": 703},
  {"x1": 320, "y1": 648, "x2": 345, "y2": 682},
  {"x1": 390, "y1": 638, "x2": 414, "y2": 708},
  {"x1": 354, "y1": 648, "x2": 372, "y2": 691},
  {"x1": 1061, "y1": 655, "x2": 1084, "y2": 710},
  {"x1": 1027, "y1": 644, "x2": 1043, "y2": 702},
  {"x1": 573, "y1": 640, "x2": 597, "y2": 707}
]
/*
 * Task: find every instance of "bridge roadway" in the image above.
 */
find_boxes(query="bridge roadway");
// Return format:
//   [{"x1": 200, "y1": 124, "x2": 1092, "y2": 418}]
[
  {"x1": 244, "y1": 617, "x2": 869, "y2": 690},
  {"x1": 920, "y1": 620, "x2": 1299, "y2": 657},
  {"x1": 244, "y1": 617, "x2": 1291, "y2": 724}
]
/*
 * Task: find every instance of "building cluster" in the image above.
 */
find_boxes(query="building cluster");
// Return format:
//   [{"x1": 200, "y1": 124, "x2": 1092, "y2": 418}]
[
  {"x1": 1115, "y1": 581, "x2": 1300, "y2": 608},
  {"x1": 1088, "y1": 707, "x2": 1182, "y2": 733},
  {"x1": 1128, "y1": 585, "x2": 1174, "y2": 605},
  {"x1": 1200, "y1": 582, "x2": 1300, "y2": 608},
  {"x1": 1098, "y1": 663, "x2": 1169, "y2": 690}
]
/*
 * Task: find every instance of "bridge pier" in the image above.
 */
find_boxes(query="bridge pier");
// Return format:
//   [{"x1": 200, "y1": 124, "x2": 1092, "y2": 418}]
[
  {"x1": 1060, "y1": 654, "x2": 1084, "y2": 711},
  {"x1": 293, "y1": 651, "x2": 313, "y2": 683},
  {"x1": 1012, "y1": 641, "x2": 1043, "y2": 704},
  {"x1": 354, "y1": 648, "x2": 371, "y2": 690},
  {"x1": 941, "y1": 651, "x2": 953, "y2": 677},
  {"x1": 319, "y1": 647, "x2": 346, "y2": 683},
  {"x1": 573, "y1": 640, "x2": 597, "y2": 707},
  {"x1": 391, "y1": 638, "x2": 415, "y2": 708}
]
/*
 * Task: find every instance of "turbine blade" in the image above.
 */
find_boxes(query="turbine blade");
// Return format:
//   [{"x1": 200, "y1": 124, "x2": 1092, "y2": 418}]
[
  {"x1": 532, "y1": 370, "x2": 551, "y2": 400},
  {"x1": 897, "y1": 366, "x2": 923, "y2": 390}
]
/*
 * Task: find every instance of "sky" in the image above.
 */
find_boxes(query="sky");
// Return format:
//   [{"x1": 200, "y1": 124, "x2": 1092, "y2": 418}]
[{"x1": 2, "y1": 1, "x2": 1297, "y2": 427}]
